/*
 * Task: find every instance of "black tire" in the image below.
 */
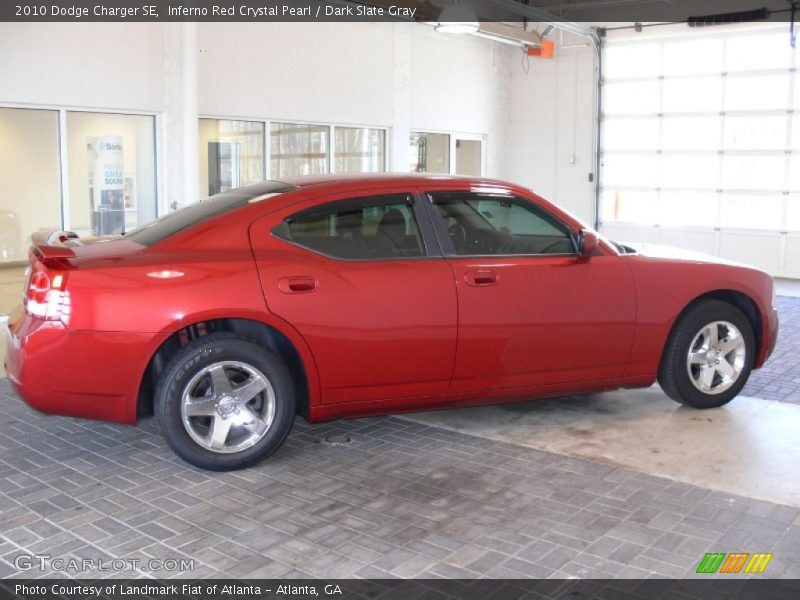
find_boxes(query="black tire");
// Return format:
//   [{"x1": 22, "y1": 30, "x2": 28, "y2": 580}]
[
  {"x1": 155, "y1": 332, "x2": 295, "y2": 471},
  {"x1": 658, "y1": 299, "x2": 755, "y2": 409}
]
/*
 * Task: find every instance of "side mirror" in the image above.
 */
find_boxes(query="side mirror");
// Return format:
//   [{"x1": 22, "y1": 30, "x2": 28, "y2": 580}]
[{"x1": 578, "y1": 229, "x2": 599, "y2": 257}]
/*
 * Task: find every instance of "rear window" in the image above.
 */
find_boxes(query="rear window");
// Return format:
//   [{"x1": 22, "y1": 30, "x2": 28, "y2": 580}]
[{"x1": 125, "y1": 182, "x2": 294, "y2": 245}]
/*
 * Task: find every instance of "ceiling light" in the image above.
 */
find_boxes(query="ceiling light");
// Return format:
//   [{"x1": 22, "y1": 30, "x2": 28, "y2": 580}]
[{"x1": 435, "y1": 1, "x2": 479, "y2": 34}]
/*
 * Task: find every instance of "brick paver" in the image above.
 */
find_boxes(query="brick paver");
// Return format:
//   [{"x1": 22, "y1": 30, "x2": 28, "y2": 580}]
[
  {"x1": 742, "y1": 297, "x2": 800, "y2": 404},
  {"x1": 1, "y1": 378, "x2": 798, "y2": 579}
]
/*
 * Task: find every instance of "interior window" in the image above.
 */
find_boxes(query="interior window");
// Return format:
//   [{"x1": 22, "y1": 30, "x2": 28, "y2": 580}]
[
  {"x1": 274, "y1": 194, "x2": 425, "y2": 259},
  {"x1": 429, "y1": 191, "x2": 575, "y2": 256}
]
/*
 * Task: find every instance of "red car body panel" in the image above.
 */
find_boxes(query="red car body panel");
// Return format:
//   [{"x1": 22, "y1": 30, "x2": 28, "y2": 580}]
[{"x1": 4, "y1": 174, "x2": 778, "y2": 426}]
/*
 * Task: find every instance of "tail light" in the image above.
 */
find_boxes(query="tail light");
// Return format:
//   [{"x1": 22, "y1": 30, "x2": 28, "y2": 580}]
[{"x1": 24, "y1": 262, "x2": 69, "y2": 321}]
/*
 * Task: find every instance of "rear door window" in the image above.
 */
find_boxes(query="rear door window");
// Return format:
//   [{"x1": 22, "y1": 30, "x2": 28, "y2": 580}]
[{"x1": 273, "y1": 194, "x2": 426, "y2": 259}]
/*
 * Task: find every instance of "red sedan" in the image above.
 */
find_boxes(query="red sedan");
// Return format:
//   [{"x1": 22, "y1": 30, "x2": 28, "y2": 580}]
[{"x1": 5, "y1": 175, "x2": 779, "y2": 470}]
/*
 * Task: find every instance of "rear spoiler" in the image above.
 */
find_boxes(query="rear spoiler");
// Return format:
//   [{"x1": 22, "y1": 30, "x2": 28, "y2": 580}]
[{"x1": 30, "y1": 230, "x2": 81, "y2": 260}]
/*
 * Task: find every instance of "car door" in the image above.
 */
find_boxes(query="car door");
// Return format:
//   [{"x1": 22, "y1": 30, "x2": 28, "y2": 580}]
[
  {"x1": 424, "y1": 188, "x2": 636, "y2": 392},
  {"x1": 250, "y1": 188, "x2": 458, "y2": 405}
]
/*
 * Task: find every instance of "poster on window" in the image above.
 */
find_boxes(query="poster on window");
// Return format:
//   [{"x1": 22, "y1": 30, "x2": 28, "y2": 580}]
[
  {"x1": 123, "y1": 174, "x2": 136, "y2": 210},
  {"x1": 91, "y1": 135, "x2": 125, "y2": 235}
]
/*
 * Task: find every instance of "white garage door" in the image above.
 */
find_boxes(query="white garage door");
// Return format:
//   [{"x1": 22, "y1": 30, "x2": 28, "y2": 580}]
[{"x1": 599, "y1": 25, "x2": 800, "y2": 277}]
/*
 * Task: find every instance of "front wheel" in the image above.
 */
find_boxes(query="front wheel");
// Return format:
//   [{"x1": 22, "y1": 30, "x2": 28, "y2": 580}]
[
  {"x1": 155, "y1": 333, "x2": 295, "y2": 470},
  {"x1": 658, "y1": 300, "x2": 755, "y2": 409}
]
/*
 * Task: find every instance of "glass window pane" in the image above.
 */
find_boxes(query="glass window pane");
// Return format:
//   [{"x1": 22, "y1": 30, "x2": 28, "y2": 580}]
[
  {"x1": 789, "y1": 156, "x2": 800, "y2": 190},
  {"x1": 66, "y1": 112, "x2": 157, "y2": 237},
  {"x1": 787, "y1": 194, "x2": 800, "y2": 231},
  {"x1": 725, "y1": 75, "x2": 790, "y2": 111},
  {"x1": 601, "y1": 154, "x2": 658, "y2": 187},
  {"x1": 661, "y1": 154, "x2": 720, "y2": 189},
  {"x1": 199, "y1": 119, "x2": 264, "y2": 198},
  {"x1": 604, "y1": 44, "x2": 661, "y2": 79},
  {"x1": 795, "y1": 72, "x2": 800, "y2": 108},
  {"x1": 725, "y1": 33, "x2": 792, "y2": 72},
  {"x1": 724, "y1": 115, "x2": 788, "y2": 150},
  {"x1": 0, "y1": 108, "x2": 61, "y2": 263},
  {"x1": 409, "y1": 132, "x2": 449, "y2": 173},
  {"x1": 720, "y1": 193, "x2": 783, "y2": 229},
  {"x1": 791, "y1": 114, "x2": 800, "y2": 149},
  {"x1": 275, "y1": 194, "x2": 424, "y2": 259},
  {"x1": 334, "y1": 127, "x2": 385, "y2": 173},
  {"x1": 661, "y1": 116, "x2": 721, "y2": 151},
  {"x1": 663, "y1": 77, "x2": 723, "y2": 113},
  {"x1": 429, "y1": 192, "x2": 574, "y2": 256},
  {"x1": 126, "y1": 182, "x2": 291, "y2": 246},
  {"x1": 600, "y1": 189, "x2": 657, "y2": 225},
  {"x1": 660, "y1": 191, "x2": 718, "y2": 227},
  {"x1": 663, "y1": 38, "x2": 723, "y2": 76},
  {"x1": 602, "y1": 117, "x2": 659, "y2": 151},
  {"x1": 604, "y1": 81, "x2": 660, "y2": 115},
  {"x1": 722, "y1": 155, "x2": 786, "y2": 190},
  {"x1": 455, "y1": 139, "x2": 482, "y2": 176},
  {"x1": 270, "y1": 122, "x2": 329, "y2": 178}
]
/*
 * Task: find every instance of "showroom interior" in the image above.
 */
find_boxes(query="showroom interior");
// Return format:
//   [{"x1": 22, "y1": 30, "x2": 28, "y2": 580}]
[{"x1": 1, "y1": 0, "x2": 800, "y2": 580}]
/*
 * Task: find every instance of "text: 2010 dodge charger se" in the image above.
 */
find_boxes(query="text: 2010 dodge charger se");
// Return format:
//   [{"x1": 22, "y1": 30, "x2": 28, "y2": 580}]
[{"x1": 5, "y1": 175, "x2": 778, "y2": 470}]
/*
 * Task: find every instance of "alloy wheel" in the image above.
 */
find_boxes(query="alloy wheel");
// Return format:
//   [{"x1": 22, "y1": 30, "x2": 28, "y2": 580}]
[
  {"x1": 180, "y1": 361, "x2": 275, "y2": 453},
  {"x1": 686, "y1": 320, "x2": 746, "y2": 396}
]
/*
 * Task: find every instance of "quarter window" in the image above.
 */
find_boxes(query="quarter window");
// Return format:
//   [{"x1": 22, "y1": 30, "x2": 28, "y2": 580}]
[
  {"x1": 429, "y1": 192, "x2": 575, "y2": 256},
  {"x1": 274, "y1": 194, "x2": 425, "y2": 260}
]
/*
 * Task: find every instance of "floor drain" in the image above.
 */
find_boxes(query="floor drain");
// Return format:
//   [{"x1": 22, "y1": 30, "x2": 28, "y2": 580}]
[{"x1": 324, "y1": 434, "x2": 351, "y2": 445}]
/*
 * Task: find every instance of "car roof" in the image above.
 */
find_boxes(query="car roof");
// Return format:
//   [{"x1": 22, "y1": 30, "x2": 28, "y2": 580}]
[{"x1": 272, "y1": 173, "x2": 512, "y2": 189}]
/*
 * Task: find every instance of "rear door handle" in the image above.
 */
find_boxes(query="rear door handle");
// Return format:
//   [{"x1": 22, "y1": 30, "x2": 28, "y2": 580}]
[
  {"x1": 278, "y1": 276, "x2": 318, "y2": 294},
  {"x1": 464, "y1": 270, "x2": 499, "y2": 287}
]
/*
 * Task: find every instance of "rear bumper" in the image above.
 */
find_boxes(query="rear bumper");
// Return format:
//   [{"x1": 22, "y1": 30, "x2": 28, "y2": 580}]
[{"x1": 4, "y1": 307, "x2": 152, "y2": 424}]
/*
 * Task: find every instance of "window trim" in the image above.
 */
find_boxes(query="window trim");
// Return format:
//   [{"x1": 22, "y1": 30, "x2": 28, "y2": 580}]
[
  {"x1": 271, "y1": 191, "x2": 443, "y2": 262},
  {"x1": 422, "y1": 190, "x2": 580, "y2": 259}
]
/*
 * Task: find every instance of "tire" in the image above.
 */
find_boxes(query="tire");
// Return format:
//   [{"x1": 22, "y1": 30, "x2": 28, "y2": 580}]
[
  {"x1": 658, "y1": 300, "x2": 755, "y2": 409},
  {"x1": 155, "y1": 332, "x2": 295, "y2": 471}
]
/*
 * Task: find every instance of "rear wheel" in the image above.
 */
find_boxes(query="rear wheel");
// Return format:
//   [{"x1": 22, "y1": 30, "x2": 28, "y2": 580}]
[
  {"x1": 155, "y1": 333, "x2": 295, "y2": 470},
  {"x1": 658, "y1": 300, "x2": 755, "y2": 409}
]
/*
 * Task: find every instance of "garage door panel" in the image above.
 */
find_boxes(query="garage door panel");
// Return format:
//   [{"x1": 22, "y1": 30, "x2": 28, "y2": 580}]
[
  {"x1": 719, "y1": 194, "x2": 784, "y2": 230},
  {"x1": 601, "y1": 26, "x2": 798, "y2": 279},
  {"x1": 783, "y1": 235, "x2": 800, "y2": 279},
  {"x1": 719, "y1": 232, "x2": 781, "y2": 273},
  {"x1": 601, "y1": 222, "x2": 659, "y2": 244},
  {"x1": 660, "y1": 191, "x2": 718, "y2": 227},
  {"x1": 659, "y1": 228, "x2": 716, "y2": 255}
]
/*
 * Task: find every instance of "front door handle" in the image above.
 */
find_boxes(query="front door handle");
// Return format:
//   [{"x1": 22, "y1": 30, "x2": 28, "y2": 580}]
[
  {"x1": 278, "y1": 276, "x2": 318, "y2": 294},
  {"x1": 464, "y1": 270, "x2": 499, "y2": 287}
]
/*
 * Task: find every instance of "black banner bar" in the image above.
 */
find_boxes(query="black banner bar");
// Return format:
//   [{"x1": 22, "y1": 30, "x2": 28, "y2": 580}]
[
  {"x1": 0, "y1": 0, "x2": 798, "y2": 22},
  {"x1": 3, "y1": 579, "x2": 800, "y2": 600}
]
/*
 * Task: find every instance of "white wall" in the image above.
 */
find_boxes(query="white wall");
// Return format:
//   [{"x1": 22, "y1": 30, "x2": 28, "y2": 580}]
[
  {"x1": 507, "y1": 32, "x2": 598, "y2": 225},
  {"x1": 198, "y1": 22, "x2": 395, "y2": 127},
  {"x1": 0, "y1": 23, "x2": 165, "y2": 111}
]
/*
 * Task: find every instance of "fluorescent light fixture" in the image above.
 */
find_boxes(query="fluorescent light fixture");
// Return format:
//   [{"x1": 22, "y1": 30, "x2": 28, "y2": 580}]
[{"x1": 435, "y1": 1, "x2": 479, "y2": 34}]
